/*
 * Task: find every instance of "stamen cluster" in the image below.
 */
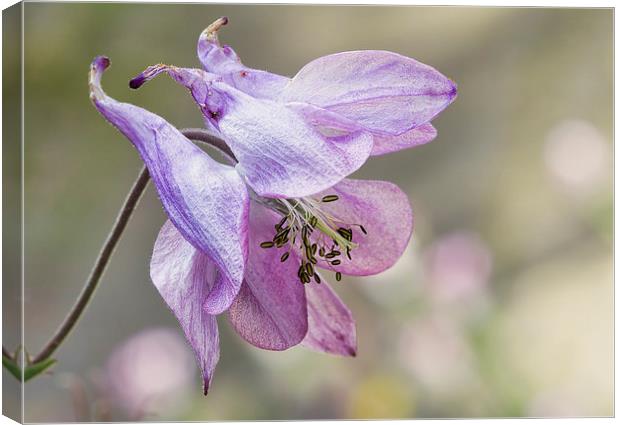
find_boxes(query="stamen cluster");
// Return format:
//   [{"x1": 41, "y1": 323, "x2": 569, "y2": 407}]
[{"x1": 260, "y1": 195, "x2": 367, "y2": 284}]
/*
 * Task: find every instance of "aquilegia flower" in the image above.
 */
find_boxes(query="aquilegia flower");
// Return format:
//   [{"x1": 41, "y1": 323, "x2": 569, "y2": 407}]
[{"x1": 89, "y1": 18, "x2": 456, "y2": 395}]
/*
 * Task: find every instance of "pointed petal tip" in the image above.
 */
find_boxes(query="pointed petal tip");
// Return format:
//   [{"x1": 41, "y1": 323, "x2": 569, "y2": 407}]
[
  {"x1": 203, "y1": 377, "x2": 210, "y2": 396},
  {"x1": 346, "y1": 345, "x2": 357, "y2": 357},
  {"x1": 448, "y1": 79, "x2": 458, "y2": 100}
]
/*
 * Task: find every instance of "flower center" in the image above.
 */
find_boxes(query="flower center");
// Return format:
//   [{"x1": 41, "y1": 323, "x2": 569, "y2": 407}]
[{"x1": 259, "y1": 195, "x2": 367, "y2": 284}]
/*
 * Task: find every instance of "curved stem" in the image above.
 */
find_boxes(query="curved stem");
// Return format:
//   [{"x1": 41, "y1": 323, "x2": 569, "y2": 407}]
[
  {"x1": 31, "y1": 166, "x2": 149, "y2": 364},
  {"x1": 2, "y1": 346, "x2": 13, "y2": 360},
  {"x1": 182, "y1": 128, "x2": 236, "y2": 162},
  {"x1": 30, "y1": 128, "x2": 228, "y2": 365}
]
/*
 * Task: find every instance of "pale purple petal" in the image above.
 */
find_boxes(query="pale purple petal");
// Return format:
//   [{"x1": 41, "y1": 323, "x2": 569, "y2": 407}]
[
  {"x1": 211, "y1": 85, "x2": 374, "y2": 198},
  {"x1": 150, "y1": 221, "x2": 220, "y2": 394},
  {"x1": 315, "y1": 178, "x2": 413, "y2": 276},
  {"x1": 371, "y1": 123, "x2": 437, "y2": 156},
  {"x1": 303, "y1": 280, "x2": 356, "y2": 357},
  {"x1": 129, "y1": 63, "x2": 373, "y2": 198},
  {"x1": 280, "y1": 50, "x2": 457, "y2": 136},
  {"x1": 90, "y1": 56, "x2": 249, "y2": 314},
  {"x1": 228, "y1": 203, "x2": 308, "y2": 350},
  {"x1": 219, "y1": 69, "x2": 289, "y2": 100},
  {"x1": 196, "y1": 17, "x2": 288, "y2": 99}
]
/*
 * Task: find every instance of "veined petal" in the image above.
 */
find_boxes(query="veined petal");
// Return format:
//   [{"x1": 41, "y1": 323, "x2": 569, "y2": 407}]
[
  {"x1": 212, "y1": 84, "x2": 374, "y2": 198},
  {"x1": 315, "y1": 178, "x2": 413, "y2": 276},
  {"x1": 280, "y1": 50, "x2": 457, "y2": 136},
  {"x1": 150, "y1": 221, "x2": 220, "y2": 394},
  {"x1": 90, "y1": 56, "x2": 249, "y2": 314},
  {"x1": 228, "y1": 203, "x2": 308, "y2": 350},
  {"x1": 303, "y1": 280, "x2": 357, "y2": 357},
  {"x1": 197, "y1": 17, "x2": 288, "y2": 99},
  {"x1": 371, "y1": 123, "x2": 437, "y2": 156},
  {"x1": 129, "y1": 64, "x2": 373, "y2": 198}
]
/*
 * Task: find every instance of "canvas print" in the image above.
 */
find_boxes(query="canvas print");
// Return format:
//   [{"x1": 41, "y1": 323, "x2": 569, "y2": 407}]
[{"x1": 2, "y1": 3, "x2": 613, "y2": 422}]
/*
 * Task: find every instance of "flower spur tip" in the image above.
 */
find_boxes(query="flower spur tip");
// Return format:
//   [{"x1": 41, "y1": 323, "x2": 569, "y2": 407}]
[
  {"x1": 203, "y1": 16, "x2": 229, "y2": 40},
  {"x1": 89, "y1": 55, "x2": 111, "y2": 101},
  {"x1": 128, "y1": 75, "x2": 145, "y2": 89},
  {"x1": 92, "y1": 55, "x2": 110, "y2": 71}
]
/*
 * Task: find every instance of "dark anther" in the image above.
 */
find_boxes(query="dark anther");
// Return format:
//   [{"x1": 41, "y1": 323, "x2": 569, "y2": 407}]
[
  {"x1": 336, "y1": 272, "x2": 342, "y2": 281},
  {"x1": 337, "y1": 227, "x2": 353, "y2": 242},
  {"x1": 321, "y1": 195, "x2": 339, "y2": 203},
  {"x1": 305, "y1": 263, "x2": 314, "y2": 276},
  {"x1": 358, "y1": 225, "x2": 367, "y2": 235},
  {"x1": 331, "y1": 259, "x2": 341, "y2": 266},
  {"x1": 280, "y1": 252, "x2": 290, "y2": 262},
  {"x1": 273, "y1": 227, "x2": 290, "y2": 242},
  {"x1": 346, "y1": 247, "x2": 352, "y2": 260},
  {"x1": 309, "y1": 216, "x2": 318, "y2": 227},
  {"x1": 275, "y1": 216, "x2": 287, "y2": 230},
  {"x1": 325, "y1": 250, "x2": 340, "y2": 259},
  {"x1": 260, "y1": 241, "x2": 275, "y2": 248},
  {"x1": 313, "y1": 273, "x2": 321, "y2": 284},
  {"x1": 311, "y1": 243, "x2": 318, "y2": 255},
  {"x1": 319, "y1": 247, "x2": 326, "y2": 257}
]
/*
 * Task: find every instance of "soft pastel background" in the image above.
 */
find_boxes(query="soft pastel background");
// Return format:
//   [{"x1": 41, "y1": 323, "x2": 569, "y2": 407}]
[{"x1": 3, "y1": 4, "x2": 613, "y2": 421}]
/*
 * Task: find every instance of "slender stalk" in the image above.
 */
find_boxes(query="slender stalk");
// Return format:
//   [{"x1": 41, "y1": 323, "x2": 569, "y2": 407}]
[
  {"x1": 31, "y1": 166, "x2": 149, "y2": 364},
  {"x1": 182, "y1": 128, "x2": 236, "y2": 162},
  {"x1": 2, "y1": 346, "x2": 12, "y2": 360},
  {"x1": 28, "y1": 128, "x2": 228, "y2": 365}
]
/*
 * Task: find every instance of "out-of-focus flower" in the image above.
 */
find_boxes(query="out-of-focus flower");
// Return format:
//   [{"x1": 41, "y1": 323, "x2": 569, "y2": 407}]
[
  {"x1": 347, "y1": 374, "x2": 416, "y2": 419},
  {"x1": 423, "y1": 231, "x2": 492, "y2": 305},
  {"x1": 89, "y1": 17, "x2": 456, "y2": 395},
  {"x1": 544, "y1": 119, "x2": 610, "y2": 197},
  {"x1": 398, "y1": 315, "x2": 480, "y2": 397},
  {"x1": 492, "y1": 255, "x2": 613, "y2": 417},
  {"x1": 105, "y1": 328, "x2": 195, "y2": 417}
]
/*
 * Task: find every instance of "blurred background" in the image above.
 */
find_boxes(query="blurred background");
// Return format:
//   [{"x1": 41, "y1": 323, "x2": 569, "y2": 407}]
[{"x1": 3, "y1": 4, "x2": 612, "y2": 421}]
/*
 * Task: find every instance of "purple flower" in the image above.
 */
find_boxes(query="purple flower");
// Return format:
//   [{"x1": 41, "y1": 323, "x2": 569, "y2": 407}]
[{"x1": 89, "y1": 18, "x2": 456, "y2": 395}]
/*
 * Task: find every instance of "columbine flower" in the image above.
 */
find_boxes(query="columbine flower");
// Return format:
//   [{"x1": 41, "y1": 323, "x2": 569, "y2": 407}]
[{"x1": 89, "y1": 18, "x2": 456, "y2": 395}]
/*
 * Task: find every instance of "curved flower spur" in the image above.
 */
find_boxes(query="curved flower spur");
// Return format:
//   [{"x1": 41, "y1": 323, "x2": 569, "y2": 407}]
[{"x1": 89, "y1": 18, "x2": 456, "y2": 395}]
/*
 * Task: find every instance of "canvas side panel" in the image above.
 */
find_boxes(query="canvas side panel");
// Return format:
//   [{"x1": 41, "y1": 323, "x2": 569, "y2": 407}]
[{"x1": 2, "y1": 2, "x2": 23, "y2": 423}]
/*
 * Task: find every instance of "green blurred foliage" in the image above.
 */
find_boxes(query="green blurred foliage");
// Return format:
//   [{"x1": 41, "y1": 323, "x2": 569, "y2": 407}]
[{"x1": 6, "y1": 4, "x2": 612, "y2": 421}]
